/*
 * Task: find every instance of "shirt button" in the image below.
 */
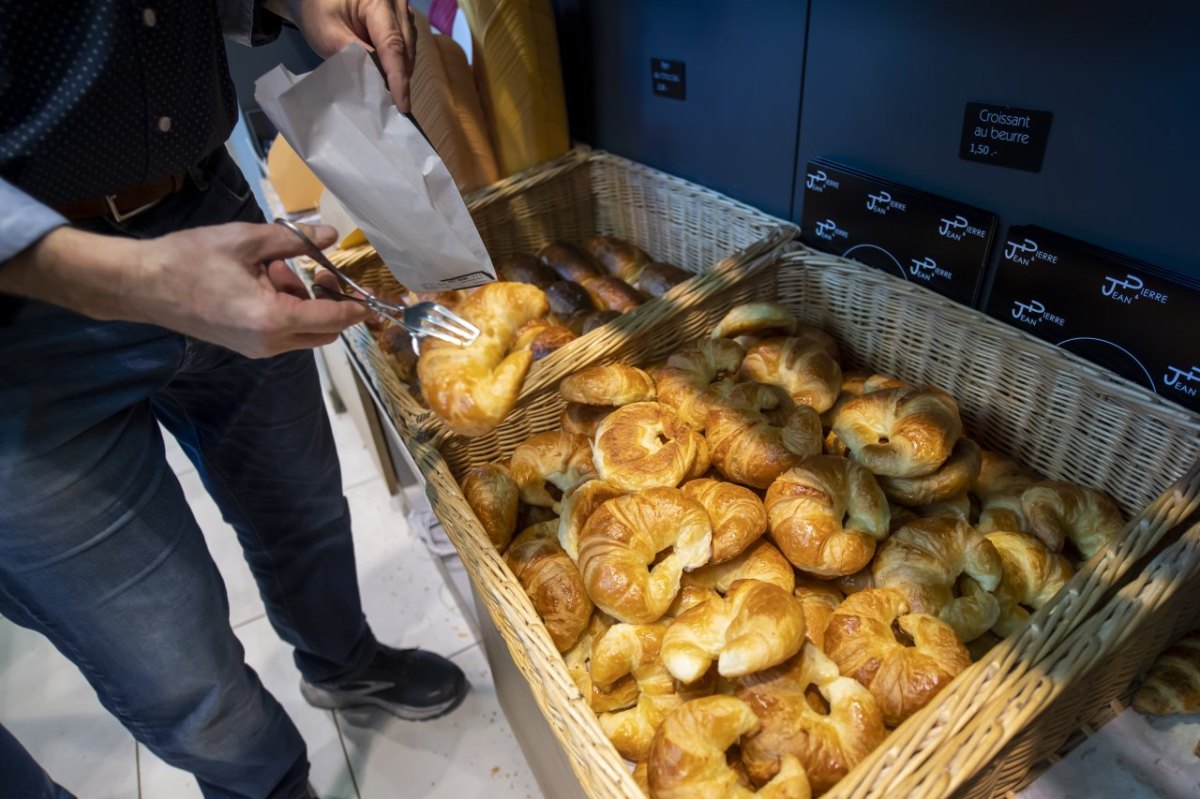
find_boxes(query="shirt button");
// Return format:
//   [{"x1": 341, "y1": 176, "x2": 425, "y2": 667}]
[
  {"x1": 143, "y1": 8, "x2": 156, "y2": 27},
  {"x1": 157, "y1": 116, "x2": 172, "y2": 132}
]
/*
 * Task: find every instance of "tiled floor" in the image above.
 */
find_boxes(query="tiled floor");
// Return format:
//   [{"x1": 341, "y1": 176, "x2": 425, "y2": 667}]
[{"x1": 0, "y1": 398, "x2": 539, "y2": 798}]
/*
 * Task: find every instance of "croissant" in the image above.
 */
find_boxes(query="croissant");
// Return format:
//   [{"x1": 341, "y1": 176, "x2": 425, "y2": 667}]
[
  {"x1": 510, "y1": 431, "x2": 596, "y2": 509},
  {"x1": 585, "y1": 234, "x2": 651, "y2": 283},
  {"x1": 971, "y1": 450, "x2": 1036, "y2": 533},
  {"x1": 684, "y1": 539, "x2": 797, "y2": 595},
  {"x1": 636, "y1": 261, "x2": 692, "y2": 297},
  {"x1": 662, "y1": 580, "x2": 807, "y2": 682},
  {"x1": 592, "y1": 623, "x2": 681, "y2": 760},
  {"x1": 592, "y1": 402, "x2": 708, "y2": 491},
  {"x1": 511, "y1": 316, "x2": 553, "y2": 352},
  {"x1": 740, "y1": 329, "x2": 844, "y2": 414},
  {"x1": 652, "y1": 338, "x2": 745, "y2": 429},
  {"x1": 710, "y1": 302, "x2": 799, "y2": 341},
  {"x1": 539, "y1": 241, "x2": 604, "y2": 283},
  {"x1": 460, "y1": 462, "x2": 520, "y2": 549},
  {"x1": 706, "y1": 383, "x2": 823, "y2": 489},
  {"x1": 825, "y1": 588, "x2": 971, "y2": 726},
  {"x1": 417, "y1": 282, "x2": 549, "y2": 435},
  {"x1": 831, "y1": 386, "x2": 963, "y2": 478},
  {"x1": 983, "y1": 531, "x2": 1074, "y2": 637},
  {"x1": 529, "y1": 325, "x2": 577, "y2": 360},
  {"x1": 737, "y1": 644, "x2": 886, "y2": 794},
  {"x1": 557, "y1": 479, "x2": 626, "y2": 560},
  {"x1": 564, "y1": 613, "x2": 640, "y2": 712},
  {"x1": 560, "y1": 364, "x2": 656, "y2": 407},
  {"x1": 912, "y1": 493, "x2": 972, "y2": 522},
  {"x1": 648, "y1": 695, "x2": 812, "y2": 799},
  {"x1": 764, "y1": 456, "x2": 891, "y2": 578},
  {"x1": 1132, "y1": 631, "x2": 1200, "y2": 715},
  {"x1": 682, "y1": 478, "x2": 768, "y2": 563},
  {"x1": 820, "y1": 371, "x2": 910, "y2": 431},
  {"x1": 560, "y1": 402, "x2": 616, "y2": 438},
  {"x1": 873, "y1": 516, "x2": 1003, "y2": 642},
  {"x1": 1021, "y1": 481, "x2": 1124, "y2": 558},
  {"x1": 577, "y1": 487, "x2": 713, "y2": 623},
  {"x1": 582, "y1": 274, "x2": 645, "y2": 313},
  {"x1": 793, "y1": 578, "x2": 844, "y2": 651},
  {"x1": 504, "y1": 523, "x2": 593, "y2": 651},
  {"x1": 878, "y1": 438, "x2": 982, "y2": 506},
  {"x1": 494, "y1": 253, "x2": 558, "y2": 288}
]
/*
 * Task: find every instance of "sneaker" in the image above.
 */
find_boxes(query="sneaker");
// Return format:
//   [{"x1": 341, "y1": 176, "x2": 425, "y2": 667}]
[{"x1": 300, "y1": 645, "x2": 468, "y2": 721}]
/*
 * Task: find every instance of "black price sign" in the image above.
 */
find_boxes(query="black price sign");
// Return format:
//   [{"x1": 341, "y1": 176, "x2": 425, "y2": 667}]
[
  {"x1": 959, "y1": 102, "x2": 1052, "y2": 172},
  {"x1": 651, "y1": 58, "x2": 685, "y2": 100}
]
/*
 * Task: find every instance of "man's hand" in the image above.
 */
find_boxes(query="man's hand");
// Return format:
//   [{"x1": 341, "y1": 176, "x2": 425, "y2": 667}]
[
  {"x1": 0, "y1": 222, "x2": 370, "y2": 358},
  {"x1": 267, "y1": 0, "x2": 417, "y2": 112}
]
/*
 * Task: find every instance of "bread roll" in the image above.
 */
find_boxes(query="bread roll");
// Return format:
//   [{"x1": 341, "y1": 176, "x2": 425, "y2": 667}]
[
  {"x1": 545, "y1": 279, "x2": 595, "y2": 317},
  {"x1": 635, "y1": 261, "x2": 691, "y2": 297},
  {"x1": 495, "y1": 253, "x2": 558, "y2": 288},
  {"x1": 739, "y1": 327, "x2": 843, "y2": 414},
  {"x1": 683, "y1": 539, "x2": 795, "y2": 595},
  {"x1": 711, "y1": 302, "x2": 799, "y2": 341},
  {"x1": 529, "y1": 325, "x2": 576, "y2": 360},
  {"x1": 878, "y1": 438, "x2": 982, "y2": 506},
  {"x1": 560, "y1": 402, "x2": 615, "y2": 438},
  {"x1": 581, "y1": 275, "x2": 645, "y2": 313},
  {"x1": 681, "y1": 478, "x2": 768, "y2": 564},
  {"x1": 653, "y1": 338, "x2": 745, "y2": 430},
  {"x1": 510, "y1": 431, "x2": 595, "y2": 509},
  {"x1": 585, "y1": 235, "x2": 651, "y2": 283},
  {"x1": 539, "y1": 241, "x2": 603, "y2": 283}
]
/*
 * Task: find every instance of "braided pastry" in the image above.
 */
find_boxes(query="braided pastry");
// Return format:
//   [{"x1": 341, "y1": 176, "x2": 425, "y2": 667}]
[
  {"x1": 460, "y1": 462, "x2": 520, "y2": 549},
  {"x1": 578, "y1": 487, "x2": 713, "y2": 623},
  {"x1": 653, "y1": 338, "x2": 746, "y2": 429},
  {"x1": 417, "y1": 282, "x2": 549, "y2": 436},
  {"x1": 873, "y1": 517, "x2": 1003, "y2": 642},
  {"x1": 793, "y1": 579, "x2": 844, "y2": 651},
  {"x1": 593, "y1": 402, "x2": 708, "y2": 491},
  {"x1": 831, "y1": 386, "x2": 963, "y2": 478},
  {"x1": 504, "y1": 523, "x2": 593, "y2": 652},
  {"x1": 825, "y1": 588, "x2": 971, "y2": 726},
  {"x1": 560, "y1": 364, "x2": 656, "y2": 406},
  {"x1": 970, "y1": 450, "x2": 1036, "y2": 533},
  {"x1": 1133, "y1": 631, "x2": 1200, "y2": 715},
  {"x1": 764, "y1": 456, "x2": 891, "y2": 577},
  {"x1": 647, "y1": 696, "x2": 812, "y2": 799},
  {"x1": 684, "y1": 539, "x2": 796, "y2": 595},
  {"x1": 878, "y1": 438, "x2": 982, "y2": 506},
  {"x1": 980, "y1": 530, "x2": 1074, "y2": 637},
  {"x1": 560, "y1": 402, "x2": 615, "y2": 437},
  {"x1": 558, "y1": 479, "x2": 625, "y2": 560},
  {"x1": 682, "y1": 478, "x2": 769, "y2": 563},
  {"x1": 585, "y1": 234, "x2": 651, "y2": 283},
  {"x1": 706, "y1": 383, "x2": 823, "y2": 489},
  {"x1": 740, "y1": 328, "x2": 844, "y2": 414},
  {"x1": 662, "y1": 580, "x2": 807, "y2": 682},
  {"x1": 1021, "y1": 481, "x2": 1124, "y2": 558},
  {"x1": 710, "y1": 302, "x2": 799, "y2": 341},
  {"x1": 510, "y1": 431, "x2": 596, "y2": 509},
  {"x1": 737, "y1": 645, "x2": 886, "y2": 794}
]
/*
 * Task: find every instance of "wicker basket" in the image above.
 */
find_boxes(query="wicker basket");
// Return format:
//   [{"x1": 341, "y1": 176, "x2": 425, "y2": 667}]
[
  {"x1": 407, "y1": 249, "x2": 1200, "y2": 798},
  {"x1": 329, "y1": 147, "x2": 796, "y2": 440}
]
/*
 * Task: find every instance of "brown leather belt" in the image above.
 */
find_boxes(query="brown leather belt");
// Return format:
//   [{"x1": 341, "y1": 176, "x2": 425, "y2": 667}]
[{"x1": 54, "y1": 170, "x2": 189, "y2": 223}]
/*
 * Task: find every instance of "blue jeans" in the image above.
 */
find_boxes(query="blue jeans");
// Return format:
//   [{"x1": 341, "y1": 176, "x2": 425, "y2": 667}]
[{"x1": 0, "y1": 150, "x2": 377, "y2": 798}]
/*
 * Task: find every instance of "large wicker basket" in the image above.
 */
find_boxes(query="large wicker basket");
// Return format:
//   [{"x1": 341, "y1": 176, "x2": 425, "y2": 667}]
[
  {"x1": 406, "y1": 249, "x2": 1200, "y2": 798},
  {"x1": 330, "y1": 147, "x2": 796, "y2": 440}
]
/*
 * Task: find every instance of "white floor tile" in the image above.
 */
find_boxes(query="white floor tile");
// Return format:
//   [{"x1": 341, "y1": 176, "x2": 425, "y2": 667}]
[
  {"x1": 328, "y1": 403, "x2": 383, "y2": 490},
  {"x1": 236, "y1": 616, "x2": 361, "y2": 799},
  {"x1": 176, "y1": 469, "x2": 268, "y2": 629},
  {"x1": 346, "y1": 479, "x2": 477, "y2": 658},
  {"x1": 0, "y1": 620, "x2": 138, "y2": 799},
  {"x1": 338, "y1": 644, "x2": 540, "y2": 799}
]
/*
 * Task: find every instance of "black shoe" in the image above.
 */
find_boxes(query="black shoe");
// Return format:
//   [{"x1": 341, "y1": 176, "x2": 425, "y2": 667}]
[{"x1": 300, "y1": 645, "x2": 468, "y2": 721}]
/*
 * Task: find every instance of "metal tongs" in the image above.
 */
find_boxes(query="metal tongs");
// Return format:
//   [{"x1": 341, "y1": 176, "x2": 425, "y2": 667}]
[{"x1": 275, "y1": 218, "x2": 480, "y2": 347}]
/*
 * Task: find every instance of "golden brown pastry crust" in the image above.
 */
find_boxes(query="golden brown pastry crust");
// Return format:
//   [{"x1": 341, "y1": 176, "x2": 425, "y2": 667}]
[
  {"x1": 578, "y1": 487, "x2": 713, "y2": 623},
  {"x1": 539, "y1": 241, "x2": 604, "y2": 283},
  {"x1": 970, "y1": 450, "x2": 1036, "y2": 533},
  {"x1": 564, "y1": 613, "x2": 641, "y2": 712},
  {"x1": 593, "y1": 402, "x2": 708, "y2": 491},
  {"x1": 557, "y1": 479, "x2": 626, "y2": 561},
  {"x1": 662, "y1": 580, "x2": 807, "y2": 682},
  {"x1": 740, "y1": 330, "x2": 844, "y2": 414},
  {"x1": 560, "y1": 402, "x2": 616, "y2": 438},
  {"x1": 825, "y1": 588, "x2": 971, "y2": 727},
  {"x1": 417, "y1": 283, "x2": 548, "y2": 436},
  {"x1": 1133, "y1": 631, "x2": 1200, "y2": 715},
  {"x1": 504, "y1": 523, "x2": 594, "y2": 652},
  {"x1": 981, "y1": 530, "x2": 1073, "y2": 637},
  {"x1": 710, "y1": 302, "x2": 800, "y2": 341},
  {"x1": 764, "y1": 456, "x2": 891, "y2": 578},
  {"x1": 460, "y1": 462, "x2": 520, "y2": 549},
  {"x1": 510, "y1": 431, "x2": 596, "y2": 509},
  {"x1": 684, "y1": 539, "x2": 796, "y2": 596},
  {"x1": 582, "y1": 274, "x2": 645, "y2": 313},
  {"x1": 560, "y1": 364, "x2": 657, "y2": 406},
  {"x1": 585, "y1": 235, "x2": 651, "y2": 283},
  {"x1": 653, "y1": 338, "x2": 746, "y2": 429},
  {"x1": 682, "y1": 478, "x2": 769, "y2": 563},
  {"x1": 792, "y1": 579, "x2": 844, "y2": 651},
  {"x1": 705, "y1": 383, "x2": 823, "y2": 489},
  {"x1": 1020, "y1": 480, "x2": 1124, "y2": 558},
  {"x1": 737, "y1": 644, "x2": 886, "y2": 794},
  {"x1": 831, "y1": 386, "x2": 963, "y2": 478},
  {"x1": 872, "y1": 516, "x2": 1003, "y2": 642},
  {"x1": 878, "y1": 438, "x2": 982, "y2": 506}
]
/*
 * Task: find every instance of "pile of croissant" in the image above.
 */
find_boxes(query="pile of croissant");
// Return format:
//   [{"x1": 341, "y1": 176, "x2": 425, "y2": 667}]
[
  {"x1": 364, "y1": 235, "x2": 691, "y2": 436},
  {"x1": 460, "y1": 302, "x2": 1127, "y2": 797}
]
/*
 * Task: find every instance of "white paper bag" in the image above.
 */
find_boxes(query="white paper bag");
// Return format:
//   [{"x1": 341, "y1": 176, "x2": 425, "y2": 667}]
[{"x1": 255, "y1": 45, "x2": 495, "y2": 292}]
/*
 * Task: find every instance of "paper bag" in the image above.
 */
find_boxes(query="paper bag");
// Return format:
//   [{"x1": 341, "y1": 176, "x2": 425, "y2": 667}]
[{"x1": 255, "y1": 45, "x2": 495, "y2": 292}]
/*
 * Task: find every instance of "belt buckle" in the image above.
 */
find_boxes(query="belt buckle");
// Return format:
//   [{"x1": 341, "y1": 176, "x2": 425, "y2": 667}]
[{"x1": 104, "y1": 194, "x2": 162, "y2": 223}]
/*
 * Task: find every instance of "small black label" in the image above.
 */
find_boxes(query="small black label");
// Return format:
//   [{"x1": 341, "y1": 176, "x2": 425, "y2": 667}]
[
  {"x1": 960, "y1": 102, "x2": 1053, "y2": 172},
  {"x1": 651, "y1": 58, "x2": 686, "y2": 100}
]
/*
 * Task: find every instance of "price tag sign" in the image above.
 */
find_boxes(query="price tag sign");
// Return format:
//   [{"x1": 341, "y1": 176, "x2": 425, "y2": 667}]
[
  {"x1": 651, "y1": 58, "x2": 686, "y2": 100},
  {"x1": 959, "y1": 102, "x2": 1052, "y2": 172}
]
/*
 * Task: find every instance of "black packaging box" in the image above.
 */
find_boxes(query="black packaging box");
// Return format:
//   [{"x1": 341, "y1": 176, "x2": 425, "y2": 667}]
[
  {"x1": 985, "y1": 225, "x2": 1200, "y2": 413},
  {"x1": 799, "y1": 160, "x2": 998, "y2": 306}
]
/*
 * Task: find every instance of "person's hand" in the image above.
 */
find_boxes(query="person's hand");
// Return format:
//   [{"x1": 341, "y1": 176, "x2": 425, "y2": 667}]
[
  {"x1": 267, "y1": 0, "x2": 417, "y2": 112},
  {"x1": 0, "y1": 222, "x2": 371, "y2": 358}
]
